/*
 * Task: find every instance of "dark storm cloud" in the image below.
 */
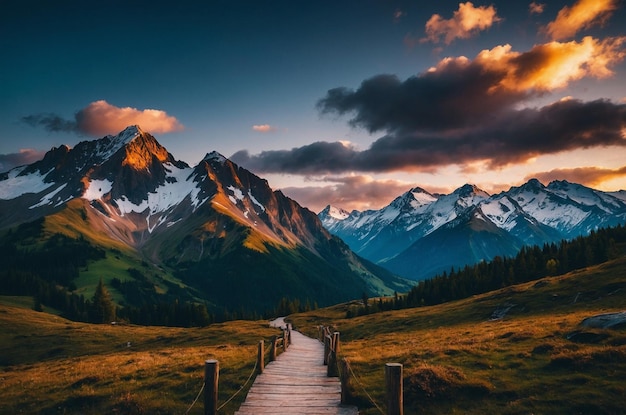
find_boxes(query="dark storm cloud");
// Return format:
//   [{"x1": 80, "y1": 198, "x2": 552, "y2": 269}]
[
  {"x1": 316, "y1": 68, "x2": 524, "y2": 134},
  {"x1": 234, "y1": 98, "x2": 626, "y2": 174},
  {"x1": 0, "y1": 149, "x2": 46, "y2": 172},
  {"x1": 21, "y1": 113, "x2": 78, "y2": 134},
  {"x1": 231, "y1": 141, "x2": 361, "y2": 175},
  {"x1": 232, "y1": 36, "x2": 626, "y2": 175}
]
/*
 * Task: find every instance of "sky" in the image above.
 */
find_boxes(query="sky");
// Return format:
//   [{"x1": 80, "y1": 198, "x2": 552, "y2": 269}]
[{"x1": 1, "y1": 0, "x2": 625, "y2": 213}]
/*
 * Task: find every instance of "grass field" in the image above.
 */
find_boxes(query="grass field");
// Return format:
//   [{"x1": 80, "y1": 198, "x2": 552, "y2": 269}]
[
  {"x1": 0, "y1": 302, "x2": 280, "y2": 414},
  {"x1": 290, "y1": 256, "x2": 626, "y2": 415},
  {"x1": 2, "y1": 256, "x2": 625, "y2": 414}
]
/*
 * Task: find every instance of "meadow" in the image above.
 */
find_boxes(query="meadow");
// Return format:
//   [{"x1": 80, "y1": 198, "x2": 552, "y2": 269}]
[
  {"x1": 290, "y1": 257, "x2": 626, "y2": 414},
  {"x1": 1, "y1": 256, "x2": 625, "y2": 414},
  {"x1": 0, "y1": 301, "x2": 279, "y2": 414}
]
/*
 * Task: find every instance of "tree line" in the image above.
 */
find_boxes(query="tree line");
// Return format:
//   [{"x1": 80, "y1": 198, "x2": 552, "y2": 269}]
[
  {"x1": 347, "y1": 225, "x2": 626, "y2": 317},
  {"x1": 0, "y1": 227, "x2": 317, "y2": 325}
]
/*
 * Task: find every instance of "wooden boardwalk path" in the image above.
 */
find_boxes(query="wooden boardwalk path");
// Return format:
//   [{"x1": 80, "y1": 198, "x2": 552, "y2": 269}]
[{"x1": 234, "y1": 324, "x2": 358, "y2": 415}]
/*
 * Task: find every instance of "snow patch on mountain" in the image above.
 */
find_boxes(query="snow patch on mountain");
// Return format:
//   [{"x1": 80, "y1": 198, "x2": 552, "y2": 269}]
[
  {"x1": 0, "y1": 167, "x2": 54, "y2": 199},
  {"x1": 248, "y1": 191, "x2": 266, "y2": 212},
  {"x1": 112, "y1": 164, "x2": 200, "y2": 232},
  {"x1": 480, "y1": 197, "x2": 519, "y2": 231},
  {"x1": 29, "y1": 183, "x2": 68, "y2": 209},
  {"x1": 227, "y1": 185, "x2": 245, "y2": 203},
  {"x1": 84, "y1": 179, "x2": 113, "y2": 201}
]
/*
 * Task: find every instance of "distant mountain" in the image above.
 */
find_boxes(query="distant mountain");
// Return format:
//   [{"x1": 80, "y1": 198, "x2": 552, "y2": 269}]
[
  {"x1": 0, "y1": 126, "x2": 409, "y2": 315},
  {"x1": 319, "y1": 179, "x2": 626, "y2": 280}
]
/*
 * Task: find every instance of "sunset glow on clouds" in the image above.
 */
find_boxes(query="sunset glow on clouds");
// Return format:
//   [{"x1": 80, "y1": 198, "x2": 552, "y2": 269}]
[
  {"x1": 526, "y1": 165, "x2": 626, "y2": 187},
  {"x1": 22, "y1": 100, "x2": 183, "y2": 137},
  {"x1": 423, "y1": 2, "x2": 502, "y2": 44},
  {"x1": 544, "y1": 0, "x2": 618, "y2": 40},
  {"x1": 471, "y1": 36, "x2": 626, "y2": 92},
  {"x1": 252, "y1": 124, "x2": 277, "y2": 133},
  {"x1": 3, "y1": 1, "x2": 626, "y2": 212},
  {"x1": 230, "y1": 0, "x2": 626, "y2": 210}
]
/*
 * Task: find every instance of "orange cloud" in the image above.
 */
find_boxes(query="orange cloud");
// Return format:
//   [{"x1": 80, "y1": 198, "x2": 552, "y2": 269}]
[
  {"x1": 544, "y1": 0, "x2": 618, "y2": 41},
  {"x1": 76, "y1": 100, "x2": 184, "y2": 136},
  {"x1": 252, "y1": 124, "x2": 276, "y2": 133},
  {"x1": 460, "y1": 36, "x2": 626, "y2": 92},
  {"x1": 423, "y1": 2, "x2": 501, "y2": 44},
  {"x1": 525, "y1": 165, "x2": 626, "y2": 187},
  {"x1": 529, "y1": 2, "x2": 546, "y2": 15}
]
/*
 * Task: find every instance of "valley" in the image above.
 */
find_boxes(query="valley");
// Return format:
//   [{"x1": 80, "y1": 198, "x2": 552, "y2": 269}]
[{"x1": 1, "y1": 254, "x2": 625, "y2": 414}]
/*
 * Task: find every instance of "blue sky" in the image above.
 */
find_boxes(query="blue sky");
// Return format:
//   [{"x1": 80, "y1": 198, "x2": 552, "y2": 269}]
[{"x1": 2, "y1": 0, "x2": 625, "y2": 212}]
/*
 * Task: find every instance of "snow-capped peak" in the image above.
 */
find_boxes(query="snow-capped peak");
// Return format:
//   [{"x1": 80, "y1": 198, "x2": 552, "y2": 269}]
[
  {"x1": 410, "y1": 187, "x2": 437, "y2": 207},
  {"x1": 203, "y1": 151, "x2": 227, "y2": 164},
  {"x1": 95, "y1": 125, "x2": 144, "y2": 161},
  {"x1": 325, "y1": 205, "x2": 350, "y2": 220}
]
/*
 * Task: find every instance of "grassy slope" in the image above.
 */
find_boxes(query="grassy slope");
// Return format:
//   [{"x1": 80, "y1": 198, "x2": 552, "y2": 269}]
[
  {"x1": 290, "y1": 256, "x2": 626, "y2": 415},
  {"x1": 0, "y1": 303, "x2": 282, "y2": 415}
]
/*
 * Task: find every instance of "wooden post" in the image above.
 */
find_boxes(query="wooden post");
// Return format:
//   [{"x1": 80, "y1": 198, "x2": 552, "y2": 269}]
[
  {"x1": 327, "y1": 332, "x2": 340, "y2": 377},
  {"x1": 257, "y1": 340, "x2": 265, "y2": 374},
  {"x1": 340, "y1": 358, "x2": 351, "y2": 405},
  {"x1": 270, "y1": 335, "x2": 277, "y2": 361},
  {"x1": 385, "y1": 363, "x2": 403, "y2": 415},
  {"x1": 282, "y1": 329, "x2": 288, "y2": 351},
  {"x1": 204, "y1": 359, "x2": 219, "y2": 415},
  {"x1": 287, "y1": 323, "x2": 292, "y2": 344},
  {"x1": 323, "y1": 334, "x2": 330, "y2": 365}
]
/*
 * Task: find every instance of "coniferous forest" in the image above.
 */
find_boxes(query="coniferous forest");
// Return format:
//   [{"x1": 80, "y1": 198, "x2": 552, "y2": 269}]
[
  {"x1": 348, "y1": 225, "x2": 626, "y2": 317},
  {"x1": 2, "y1": 219, "x2": 625, "y2": 325}
]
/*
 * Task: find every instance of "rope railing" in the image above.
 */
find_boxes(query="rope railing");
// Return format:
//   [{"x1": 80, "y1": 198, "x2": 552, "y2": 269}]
[
  {"x1": 345, "y1": 358, "x2": 385, "y2": 415},
  {"x1": 319, "y1": 324, "x2": 404, "y2": 415},
  {"x1": 216, "y1": 356, "x2": 259, "y2": 411},
  {"x1": 201, "y1": 327, "x2": 290, "y2": 415},
  {"x1": 183, "y1": 380, "x2": 205, "y2": 415}
]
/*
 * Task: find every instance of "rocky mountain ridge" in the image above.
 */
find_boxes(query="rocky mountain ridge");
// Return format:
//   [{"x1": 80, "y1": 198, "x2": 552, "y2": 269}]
[{"x1": 319, "y1": 179, "x2": 626, "y2": 280}]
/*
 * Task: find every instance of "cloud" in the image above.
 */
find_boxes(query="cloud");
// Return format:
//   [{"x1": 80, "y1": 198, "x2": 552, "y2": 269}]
[
  {"x1": 529, "y1": 2, "x2": 546, "y2": 15},
  {"x1": 21, "y1": 114, "x2": 78, "y2": 133},
  {"x1": 252, "y1": 124, "x2": 277, "y2": 133},
  {"x1": 280, "y1": 175, "x2": 413, "y2": 212},
  {"x1": 0, "y1": 149, "x2": 46, "y2": 172},
  {"x1": 233, "y1": 33, "x2": 626, "y2": 176},
  {"x1": 422, "y1": 2, "x2": 502, "y2": 44},
  {"x1": 316, "y1": 37, "x2": 625, "y2": 133},
  {"x1": 525, "y1": 165, "x2": 626, "y2": 187},
  {"x1": 22, "y1": 100, "x2": 184, "y2": 137},
  {"x1": 544, "y1": 0, "x2": 618, "y2": 41},
  {"x1": 393, "y1": 9, "x2": 406, "y2": 23}
]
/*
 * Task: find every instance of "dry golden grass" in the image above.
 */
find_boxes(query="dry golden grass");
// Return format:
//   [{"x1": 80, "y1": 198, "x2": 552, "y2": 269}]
[
  {"x1": 290, "y1": 256, "x2": 626, "y2": 415},
  {"x1": 0, "y1": 303, "x2": 281, "y2": 414}
]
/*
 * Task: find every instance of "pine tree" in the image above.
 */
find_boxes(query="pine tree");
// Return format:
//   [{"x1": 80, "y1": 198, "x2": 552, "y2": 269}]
[{"x1": 90, "y1": 278, "x2": 116, "y2": 323}]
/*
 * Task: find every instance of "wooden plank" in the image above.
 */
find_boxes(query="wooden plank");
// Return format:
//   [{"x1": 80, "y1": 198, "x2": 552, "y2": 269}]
[{"x1": 234, "y1": 329, "x2": 358, "y2": 415}]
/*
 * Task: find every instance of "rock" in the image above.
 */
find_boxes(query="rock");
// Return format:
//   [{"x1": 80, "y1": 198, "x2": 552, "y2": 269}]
[{"x1": 580, "y1": 311, "x2": 626, "y2": 329}]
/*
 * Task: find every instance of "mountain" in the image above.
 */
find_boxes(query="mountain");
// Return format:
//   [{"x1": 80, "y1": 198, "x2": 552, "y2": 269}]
[
  {"x1": 0, "y1": 126, "x2": 409, "y2": 316},
  {"x1": 320, "y1": 180, "x2": 626, "y2": 280}
]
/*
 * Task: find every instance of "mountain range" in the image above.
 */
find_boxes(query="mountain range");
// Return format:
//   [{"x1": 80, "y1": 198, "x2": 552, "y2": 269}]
[
  {"x1": 0, "y1": 126, "x2": 408, "y2": 315},
  {"x1": 319, "y1": 180, "x2": 626, "y2": 280}
]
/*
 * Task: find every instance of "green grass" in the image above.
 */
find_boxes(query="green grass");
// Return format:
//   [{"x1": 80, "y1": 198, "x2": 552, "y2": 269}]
[
  {"x1": 0, "y1": 303, "x2": 282, "y2": 414},
  {"x1": 290, "y1": 256, "x2": 626, "y2": 415}
]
